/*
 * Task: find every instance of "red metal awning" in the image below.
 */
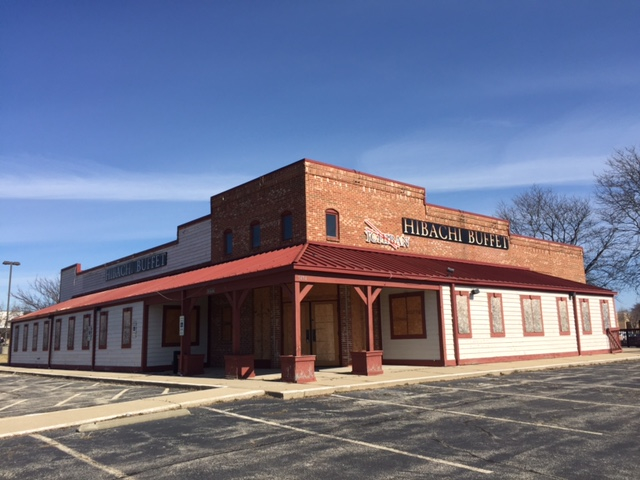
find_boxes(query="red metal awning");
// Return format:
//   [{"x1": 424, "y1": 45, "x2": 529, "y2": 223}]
[{"x1": 15, "y1": 242, "x2": 614, "y2": 322}]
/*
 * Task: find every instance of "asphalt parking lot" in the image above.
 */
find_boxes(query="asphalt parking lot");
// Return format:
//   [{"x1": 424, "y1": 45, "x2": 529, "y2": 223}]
[
  {"x1": 0, "y1": 373, "x2": 189, "y2": 418},
  {"x1": 1, "y1": 361, "x2": 639, "y2": 479}
]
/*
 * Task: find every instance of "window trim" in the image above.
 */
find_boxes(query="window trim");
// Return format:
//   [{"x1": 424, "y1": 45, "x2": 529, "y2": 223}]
[
  {"x1": 325, "y1": 209, "x2": 339, "y2": 240},
  {"x1": 162, "y1": 305, "x2": 200, "y2": 347},
  {"x1": 98, "y1": 311, "x2": 109, "y2": 349},
  {"x1": 456, "y1": 291, "x2": 472, "y2": 338},
  {"x1": 389, "y1": 291, "x2": 427, "y2": 340},
  {"x1": 556, "y1": 297, "x2": 571, "y2": 335},
  {"x1": 121, "y1": 308, "x2": 133, "y2": 348},
  {"x1": 32, "y1": 322, "x2": 39, "y2": 351},
  {"x1": 82, "y1": 314, "x2": 91, "y2": 350},
  {"x1": 580, "y1": 298, "x2": 592, "y2": 334},
  {"x1": 67, "y1": 316, "x2": 75, "y2": 350},
  {"x1": 22, "y1": 324, "x2": 28, "y2": 351},
  {"x1": 42, "y1": 320, "x2": 50, "y2": 351},
  {"x1": 13, "y1": 325, "x2": 19, "y2": 352},
  {"x1": 521, "y1": 295, "x2": 545, "y2": 337},
  {"x1": 488, "y1": 293, "x2": 505, "y2": 338},
  {"x1": 600, "y1": 299, "x2": 611, "y2": 333},
  {"x1": 54, "y1": 318, "x2": 62, "y2": 351}
]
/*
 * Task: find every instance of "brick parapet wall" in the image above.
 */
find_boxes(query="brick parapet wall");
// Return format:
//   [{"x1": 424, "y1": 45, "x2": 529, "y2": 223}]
[
  {"x1": 303, "y1": 161, "x2": 586, "y2": 283},
  {"x1": 210, "y1": 161, "x2": 307, "y2": 262}
]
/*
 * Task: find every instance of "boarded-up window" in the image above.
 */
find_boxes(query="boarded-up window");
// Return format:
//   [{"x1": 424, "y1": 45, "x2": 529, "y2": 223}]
[
  {"x1": 99, "y1": 311, "x2": 109, "y2": 349},
  {"x1": 162, "y1": 306, "x2": 199, "y2": 347},
  {"x1": 580, "y1": 299, "x2": 592, "y2": 334},
  {"x1": 54, "y1": 318, "x2": 61, "y2": 350},
  {"x1": 556, "y1": 298, "x2": 571, "y2": 335},
  {"x1": 600, "y1": 300, "x2": 611, "y2": 332},
  {"x1": 489, "y1": 293, "x2": 505, "y2": 337},
  {"x1": 456, "y1": 292, "x2": 472, "y2": 337},
  {"x1": 32, "y1": 323, "x2": 39, "y2": 351},
  {"x1": 67, "y1": 317, "x2": 75, "y2": 350},
  {"x1": 43, "y1": 320, "x2": 50, "y2": 351},
  {"x1": 389, "y1": 292, "x2": 426, "y2": 339},
  {"x1": 521, "y1": 296, "x2": 544, "y2": 336},
  {"x1": 13, "y1": 326, "x2": 19, "y2": 352},
  {"x1": 82, "y1": 314, "x2": 91, "y2": 350},
  {"x1": 122, "y1": 308, "x2": 132, "y2": 348},
  {"x1": 22, "y1": 325, "x2": 28, "y2": 351}
]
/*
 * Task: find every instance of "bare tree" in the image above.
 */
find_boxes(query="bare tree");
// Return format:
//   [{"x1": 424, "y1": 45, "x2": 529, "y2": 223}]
[
  {"x1": 495, "y1": 185, "x2": 623, "y2": 289},
  {"x1": 12, "y1": 276, "x2": 60, "y2": 313},
  {"x1": 595, "y1": 146, "x2": 640, "y2": 290}
]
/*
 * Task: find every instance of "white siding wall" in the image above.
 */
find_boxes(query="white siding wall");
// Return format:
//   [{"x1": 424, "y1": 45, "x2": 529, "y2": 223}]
[
  {"x1": 94, "y1": 303, "x2": 144, "y2": 368},
  {"x1": 60, "y1": 217, "x2": 211, "y2": 301},
  {"x1": 50, "y1": 310, "x2": 94, "y2": 367},
  {"x1": 380, "y1": 288, "x2": 442, "y2": 361},
  {"x1": 441, "y1": 286, "x2": 456, "y2": 363},
  {"x1": 10, "y1": 319, "x2": 49, "y2": 366},
  {"x1": 577, "y1": 297, "x2": 616, "y2": 353}
]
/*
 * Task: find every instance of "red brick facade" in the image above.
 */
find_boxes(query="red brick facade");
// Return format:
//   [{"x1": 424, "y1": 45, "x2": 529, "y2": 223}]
[{"x1": 212, "y1": 158, "x2": 586, "y2": 283}]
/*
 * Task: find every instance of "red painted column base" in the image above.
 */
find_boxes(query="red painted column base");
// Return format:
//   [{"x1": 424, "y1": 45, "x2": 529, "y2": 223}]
[
  {"x1": 280, "y1": 355, "x2": 316, "y2": 383},
  {"x1": 180, "y1": 354, "x2": 205, "y2": 376},
  {"x1": 351, "y1": 350, "x2": 384, "y2": 376},
  {"x1": 224, "y1": 354, "x2": 256, "y2": 379}
]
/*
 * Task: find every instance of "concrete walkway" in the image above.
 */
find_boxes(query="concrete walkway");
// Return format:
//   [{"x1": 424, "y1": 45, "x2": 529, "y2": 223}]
[{"x1": 2, "y1": 349, "x2": 639, "y2": 438}]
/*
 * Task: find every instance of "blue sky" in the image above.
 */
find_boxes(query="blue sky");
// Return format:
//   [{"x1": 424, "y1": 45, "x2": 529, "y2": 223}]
[{"x1": 1, "y1": 1, "x2": 639, "y2": 310}]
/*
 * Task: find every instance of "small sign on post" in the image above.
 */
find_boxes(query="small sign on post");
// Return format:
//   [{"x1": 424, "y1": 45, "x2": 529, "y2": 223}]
[{"x1": 179, "y1": 315, "x2": 185, "y2": 337}]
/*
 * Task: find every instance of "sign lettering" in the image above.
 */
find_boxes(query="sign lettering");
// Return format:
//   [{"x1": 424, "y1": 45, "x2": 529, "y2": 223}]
[
  {"x1": 106, "y1": 252, "x2": 168, "y2": 281},
  {"x1": 402, "y1": 218, "x2": 509, "y2": 250}
]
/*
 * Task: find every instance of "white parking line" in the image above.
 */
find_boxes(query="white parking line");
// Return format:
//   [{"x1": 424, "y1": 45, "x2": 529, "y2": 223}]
[
  {"x1": 333, "y1": 394, "x2": 604, "y2": 437},
  {"x1": 55, "y1": 393, "x2": 82, "y2": 407},
  {"x1": 111, "y1": 389, "x2": 129, "y2": 400},
  {"x1": 48, "y1": 382, "x2": 73, "y2": 391},
  {"x1": 162, "y1": 388, "x2": 170, "y2": 395},
  {"x1": 416, "y1": 384, "x2": 640, "y2": 409},
  {"x1": 8, "y1": 386, "x2": 27, "y2": 393},
  {"x1": 0, "y1": 400, "x2": 28, "y2": 411},
  {"x1": 31, "y1": 434, "x2": 127, "y2": 478},
  {"x1": 204, "y1": 406, "x2": 493, "y2": 474}
]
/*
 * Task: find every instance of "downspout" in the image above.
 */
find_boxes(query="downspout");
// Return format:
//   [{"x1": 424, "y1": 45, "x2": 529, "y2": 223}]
[
  {"x1": 450, "y1": 283, "x2": 461, "y2": 366},
  {"x1": 571, "y1": 293, "x2": 582, "y2": 356}
]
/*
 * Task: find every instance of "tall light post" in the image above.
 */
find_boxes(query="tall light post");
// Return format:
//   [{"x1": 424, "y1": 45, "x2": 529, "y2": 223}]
[{"x1": 3, "y1": 261, "x2": 20, "y2": 343}]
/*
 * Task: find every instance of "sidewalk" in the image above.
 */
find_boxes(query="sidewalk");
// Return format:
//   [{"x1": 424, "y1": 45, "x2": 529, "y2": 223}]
[{"x1": 1, "y1": 349, "x2": 639, "y2": 438}]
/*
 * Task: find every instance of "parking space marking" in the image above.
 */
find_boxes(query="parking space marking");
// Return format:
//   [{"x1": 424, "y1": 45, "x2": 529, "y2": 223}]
[
  {"x1": 416, "y1": 384, "x2": 640, "y2": 409},
  {"x1": 55, "y1": 393, "x2": 82, "y2": 407},
  {"x1": 48, "y1": 382, "x2": 73, "y2": 391},
  {"x1": 0, "y1": 400, "x2": 27, "y2": 412},
  {"x1": 333, "y1": 394, "x2": 604, "y2": 436},
  {"x1": 110, "y1": 389, "x2": 129, "y2": 400},
  {"x1": 31, "y1": 434, "x2": 127, "y2": 478},
  {"x1": 511, "y1": 379, "x2": 640, "y2": 392},
  {"x1": 162, "y1": 388, "x2": 170, "y2": 395},
  {"x1": 8, "y1": 386, "x2": 27, "y2": 393},
  {"x1": 204, "y1": 406, "x2": 493, "y2": 474}
]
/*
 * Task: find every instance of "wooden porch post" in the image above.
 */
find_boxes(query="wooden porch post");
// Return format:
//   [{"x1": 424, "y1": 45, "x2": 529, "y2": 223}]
[
  {"x1": 280, "y1": 281, "x2": 316, "y2": 383},
  {"x1": 352, "y1": 285, "x2": 383, "y2": 376},
  {"x1": 223, "y1": 289, "x2": 254, "y2": 379}
]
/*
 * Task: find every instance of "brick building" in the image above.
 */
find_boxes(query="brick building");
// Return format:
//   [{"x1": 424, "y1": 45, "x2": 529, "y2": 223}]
[{"x1": 10, "y1": 159, "x2": 621, "y2": 382}]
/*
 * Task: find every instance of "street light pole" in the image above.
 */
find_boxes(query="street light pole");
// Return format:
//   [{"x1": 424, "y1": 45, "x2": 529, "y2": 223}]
[{"x1": 2, "y1": 261, "x2": 20, "y2": 343}]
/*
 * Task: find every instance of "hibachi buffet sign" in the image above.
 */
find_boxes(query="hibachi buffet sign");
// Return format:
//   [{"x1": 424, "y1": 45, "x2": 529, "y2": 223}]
[{"x1": 402, "y1": 218, "x2": 509, "y2": 250}]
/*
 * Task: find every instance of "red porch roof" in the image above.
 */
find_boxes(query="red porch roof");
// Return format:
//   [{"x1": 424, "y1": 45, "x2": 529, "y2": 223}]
[{"x1": 16, "y1": 242, "x2": 613, "y2": 322}]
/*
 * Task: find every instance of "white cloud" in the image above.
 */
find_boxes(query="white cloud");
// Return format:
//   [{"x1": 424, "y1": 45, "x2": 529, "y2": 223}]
[{"x1": 0, "y1": 155, "x2": 249, "y2": 201}]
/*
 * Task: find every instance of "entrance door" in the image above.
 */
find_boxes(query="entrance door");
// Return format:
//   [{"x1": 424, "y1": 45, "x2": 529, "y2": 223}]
[{"x1": 301, "y1": 301, "x2": 339, "y2": 367}]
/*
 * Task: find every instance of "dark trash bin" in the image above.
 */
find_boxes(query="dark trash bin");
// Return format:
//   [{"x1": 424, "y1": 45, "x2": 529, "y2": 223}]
[{"x1": 173, "y1": 350, "x2": 180, "y2": 374}]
